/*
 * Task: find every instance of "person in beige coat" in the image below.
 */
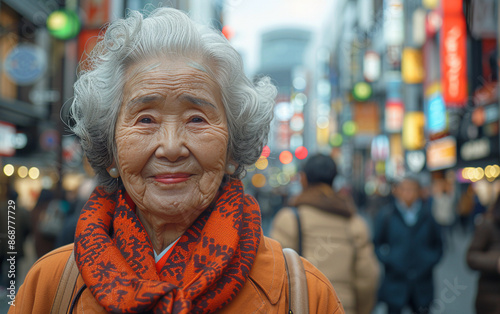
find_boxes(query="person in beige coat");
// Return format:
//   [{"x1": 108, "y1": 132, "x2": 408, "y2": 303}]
[{"x1": 271, "y1": 154, "x2": 380, "y2": 314}]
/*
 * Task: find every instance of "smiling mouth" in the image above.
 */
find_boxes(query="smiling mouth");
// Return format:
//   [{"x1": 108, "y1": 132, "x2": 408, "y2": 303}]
[{"x1": 154, "y1": 173, "x2": 191, "y2": 184}]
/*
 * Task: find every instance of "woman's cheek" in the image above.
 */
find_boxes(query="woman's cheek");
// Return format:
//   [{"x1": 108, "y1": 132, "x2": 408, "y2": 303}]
[{"x1": 116, "y1": 131, "x2": 148, "y2": 178}]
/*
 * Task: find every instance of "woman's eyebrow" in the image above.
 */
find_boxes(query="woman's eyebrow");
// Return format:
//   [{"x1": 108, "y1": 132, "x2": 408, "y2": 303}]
[
  {"x1": 180, "y1": 95, "x2": 217, "y2": 110},
  {"x1": 126, "y1": 95, "x2": 162, "y2": 109}
]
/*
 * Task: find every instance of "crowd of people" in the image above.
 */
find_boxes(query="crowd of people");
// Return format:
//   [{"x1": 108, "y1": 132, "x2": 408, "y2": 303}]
[{"x1": 271, "y1": 154, "x2": 500, "y2": 314}]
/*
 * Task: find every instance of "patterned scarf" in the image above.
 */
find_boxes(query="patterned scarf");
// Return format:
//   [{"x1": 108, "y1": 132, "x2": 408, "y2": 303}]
[{"x1": 74, "y1": 180, "x2": 261, "y2": 313}]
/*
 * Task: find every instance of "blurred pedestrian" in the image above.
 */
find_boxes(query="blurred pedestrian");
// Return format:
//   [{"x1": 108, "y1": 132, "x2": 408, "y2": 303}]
[
  {"x1": 466, "y1": 190, "x2": 500, "y2": 314},
  {"x1": 373, "y1": 175, "x2": 443, "y2": 314},
  {"x1": 458, "y1": 184, "x2": 488, "y2": 234},
  {"x1": 432, "y1": 178, "x2": 456, "y2": 238},
  {"x1": 457, "y1": 184, "x2": 476, "y2": 233},
  {"x1": 30, "y1": 189, "x2": 69, "y2": 258},
  {"x1": 271, "y1": 154, "x2": 380, "y2": 314}
]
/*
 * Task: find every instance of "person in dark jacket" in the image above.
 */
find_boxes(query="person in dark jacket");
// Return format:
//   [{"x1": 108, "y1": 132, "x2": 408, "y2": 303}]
[
  {"x1": 373, "y1": 176, "x2": 443, "y2": 314},
  {"x1": 467, "y1": 190, "x2": 500, "y2": 314}
]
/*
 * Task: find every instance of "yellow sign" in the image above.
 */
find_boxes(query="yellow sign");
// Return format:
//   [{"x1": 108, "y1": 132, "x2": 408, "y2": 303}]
[
  {"x1": 402, "y1": 112, "x2": 425, "y2": 150},
  {"x1": 402, "y1": 48, "x2": 425, "y2": 84}
]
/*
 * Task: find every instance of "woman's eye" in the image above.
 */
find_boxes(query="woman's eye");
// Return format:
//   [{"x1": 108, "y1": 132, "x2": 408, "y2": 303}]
[
  {"x1": 139, "y1": 117, "x2": 153, "y2": 124},
  {"x1": 190, "y1": 117, "x2": 205, "y2": 123}
]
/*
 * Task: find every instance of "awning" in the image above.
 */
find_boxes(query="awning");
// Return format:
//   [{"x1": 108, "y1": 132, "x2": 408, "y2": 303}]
[{"x1": 0, "y1": 97, "x2": 48, "y2": 127}]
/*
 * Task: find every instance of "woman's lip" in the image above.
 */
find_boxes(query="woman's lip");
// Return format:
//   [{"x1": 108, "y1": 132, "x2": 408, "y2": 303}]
[{"x1": 154, "y1": 173, "x2": 191, "y2": 184}]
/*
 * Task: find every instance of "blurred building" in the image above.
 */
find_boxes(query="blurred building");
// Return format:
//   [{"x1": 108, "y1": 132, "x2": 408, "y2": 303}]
[
  {"x1": 305, "y1": 0, "x2": 500, "y2": 208},
  {"x1": 2, "y1": 0, "x2": 499, "y2": 210}
]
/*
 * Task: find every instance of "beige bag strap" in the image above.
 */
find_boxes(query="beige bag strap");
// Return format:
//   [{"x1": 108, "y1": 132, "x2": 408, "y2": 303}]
[
  {"x1": 51, "y1": 250, "x2": 79, "y2": 314},
  {"x1": 283, "y1": 248, "x2": 309, "y2": 314}
]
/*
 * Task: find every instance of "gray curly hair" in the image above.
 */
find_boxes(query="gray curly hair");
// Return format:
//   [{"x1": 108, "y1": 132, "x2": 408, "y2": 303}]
[{"x1": 70, "y1": 7, "x2": 276, "y2": 192}]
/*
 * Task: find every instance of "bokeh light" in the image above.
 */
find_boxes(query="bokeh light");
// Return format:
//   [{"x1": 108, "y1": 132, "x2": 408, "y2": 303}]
[
  {"x1": 261, "y1": 145, "x2": 270, "y2": 158},
  {"x1": 343, "y1": 121, "x2": 357, "y2": 136},
  {"x1": 295, "y1": 146, "x2": 308, "y2": 160},
  {"x1": 269, "y1": 174, "x2": 280, "y2": 188},
  {"x1": 29, "y1": 167, "x2": 40, "y2": 180},
  {"x1": 352, "y1": 81, "x2": 372, "y2": 101},
  {"x1": 3, "y1": 164, "x2": 14, "y2": 177},
  {"x1": 251, "y1": 173, "x2": 266, "y2": 188},
  {"x1": 316, "y1": 116, "x2": 329, "y2": 129},
  {"x1": 277, "y1": 172, "x2": 290, "y2": 185},
  {"x1": 461, "y1": 166, "x2": 497, "y2": 182},
  {"x1": 222, "y1": 25, "x2": 234, "y2": 40},
  {"x1": 283, "y1": 164, "x2": 297, "y2": 176},
  {"x1": 329, "y1": 133, "x2": 343, "y2": 147},
  {"x1": 279, "y1": 151, "x2": 293, "y2": 164},
  {"x1": 255, "y1": 157, "x2": 269, "y2": 170},
  {"x1": 18, "y1": 166, "x2": 28, "y2": 178},
  {"x1": 46, "y1": 10, "x2": 81, "y2": 40}
]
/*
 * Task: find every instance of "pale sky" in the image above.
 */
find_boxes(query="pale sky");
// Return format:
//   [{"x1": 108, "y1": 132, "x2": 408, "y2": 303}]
[{"x1": 224, "y1": 0, "x2": 335, "y2": 75}]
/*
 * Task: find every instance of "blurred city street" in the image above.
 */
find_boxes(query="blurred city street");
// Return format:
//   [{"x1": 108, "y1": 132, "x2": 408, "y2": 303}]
[{"x1": 1, "y1": 0, "x2": 500, "y2": 313}]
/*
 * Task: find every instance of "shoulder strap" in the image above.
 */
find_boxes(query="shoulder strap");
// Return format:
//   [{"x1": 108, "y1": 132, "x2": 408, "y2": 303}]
[
  {"x1": 51, "y1": 250, "x2": 79, "y2": 314},
  {"x1": 283, "y1": 248, "x2": 309, "y2": 314},
  {"x1": 290, "y1": 207, "x2": 303, "y2": 256}
]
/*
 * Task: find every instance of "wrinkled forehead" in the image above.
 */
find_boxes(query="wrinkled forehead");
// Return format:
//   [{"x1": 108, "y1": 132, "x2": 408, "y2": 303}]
[{"x1": 125, "y1": 57, "x2": 211, "y2": 79}]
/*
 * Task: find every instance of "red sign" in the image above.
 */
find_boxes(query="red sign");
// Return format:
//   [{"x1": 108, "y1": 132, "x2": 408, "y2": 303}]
[
  {"x1": 440, "y1": 2, "x2": 468, "y2": 107},
  {"x1": 80, "y1": 0, "x2": 110, "y2": 29},
  {"x1": 442, "y1": 0, "x2": 462, "y2": 15}
]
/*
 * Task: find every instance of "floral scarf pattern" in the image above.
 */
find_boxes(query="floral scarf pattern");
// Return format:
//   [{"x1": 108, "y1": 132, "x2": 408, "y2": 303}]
[{"x1": 74, "y1": 180, "x2": 261, "y2": 313}]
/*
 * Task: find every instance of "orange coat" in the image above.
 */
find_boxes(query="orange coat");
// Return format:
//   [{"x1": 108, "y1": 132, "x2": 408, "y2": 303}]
[{"x1": 10, "y1": 236, "x2": 344, "y2": 313}]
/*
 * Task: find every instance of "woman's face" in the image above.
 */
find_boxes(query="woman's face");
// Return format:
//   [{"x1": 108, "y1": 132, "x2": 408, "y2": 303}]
[{"x1": 115, "y1": 58, "x2": 229, "y2": 223}]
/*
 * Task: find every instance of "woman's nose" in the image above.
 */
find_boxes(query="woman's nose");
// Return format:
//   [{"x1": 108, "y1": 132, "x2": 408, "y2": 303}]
[{"x1": 154, "y1": 124, "x2": 189, "y2": 162}]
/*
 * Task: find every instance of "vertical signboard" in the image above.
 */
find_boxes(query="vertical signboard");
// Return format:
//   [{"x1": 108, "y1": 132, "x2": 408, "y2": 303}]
[
  {"x1": 385, "y1": 99, "x2": 404, "y2": 133},
  {"x1": 384, "y1": 0, "x2": 404, "y2": 45},
  {"x1": 426, "y1": 92, "x2": 447, "y2": 135},
  {"x1": 440, "y1": 0, "x2": 468, "y2": 107},
  {"x1": 402, "y1": 48, "x2": 425, "y2": 84},
  {"x1": 402, "y1": 111, "x2": 425, "y2": 150}
]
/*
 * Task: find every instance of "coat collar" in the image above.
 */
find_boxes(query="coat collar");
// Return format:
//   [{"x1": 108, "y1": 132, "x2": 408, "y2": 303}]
[
  {"x1": 391, "y1": 200, "x2": 431, "y2": 228},
  {"x1": 290, "y1": 184, "x2": 354, "y2": 218},
  {"x1": 247, "y1": 235, "x2": 286, "y2": 305}
]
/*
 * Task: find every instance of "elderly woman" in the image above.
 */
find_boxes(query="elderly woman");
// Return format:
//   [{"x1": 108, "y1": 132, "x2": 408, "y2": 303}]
[{"x1": 11, "y1": 7, "x2": 343, "y2": 314}]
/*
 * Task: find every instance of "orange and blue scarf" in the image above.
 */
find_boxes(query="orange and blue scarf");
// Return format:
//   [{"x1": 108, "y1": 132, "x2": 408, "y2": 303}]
[{"x1": 74, "y1": 180, "x2": 261, "y2": 313}]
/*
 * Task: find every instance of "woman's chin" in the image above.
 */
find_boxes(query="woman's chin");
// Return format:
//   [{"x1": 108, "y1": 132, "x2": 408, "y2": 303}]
[{"x1": 140, "y1": 193, "x2": 208, "y2": 219}]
